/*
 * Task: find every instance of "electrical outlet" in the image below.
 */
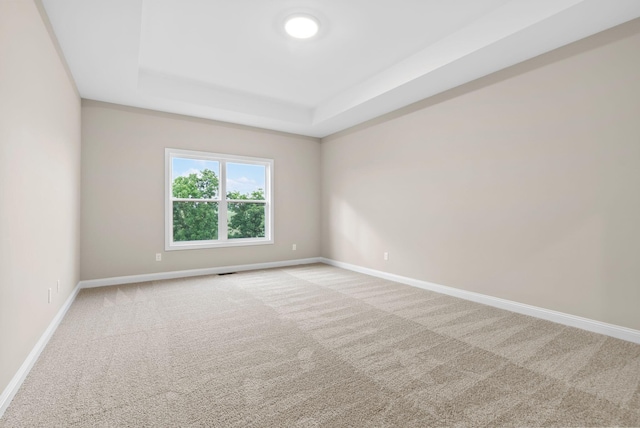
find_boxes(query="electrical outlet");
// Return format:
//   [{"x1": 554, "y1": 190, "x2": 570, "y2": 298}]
[
  {"x1": 292, "y1": 244, "x2": 297, "y2": 251},
  {"x1": 57, "y1": 279, "x2": 60, "y2": 293},
  {"x1": 156, "y1": 253, "x2": 162, "y2": 262},
  {"x1": 48, "y1": 288, "x2": 52, "y2": 304},
  {"x1": 384, "y1": 252, "x2": 389, "y2": 261}
]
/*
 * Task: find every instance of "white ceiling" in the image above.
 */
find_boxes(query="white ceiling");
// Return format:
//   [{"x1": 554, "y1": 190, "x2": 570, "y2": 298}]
[{"x1": 42, "y1": 0, "x2": 640, "y2": 138}]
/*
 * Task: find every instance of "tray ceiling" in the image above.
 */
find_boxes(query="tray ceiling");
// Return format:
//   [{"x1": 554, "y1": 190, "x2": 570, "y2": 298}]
[{"x1": 42, "y1": 0, "x2": 640, "y2": 137}]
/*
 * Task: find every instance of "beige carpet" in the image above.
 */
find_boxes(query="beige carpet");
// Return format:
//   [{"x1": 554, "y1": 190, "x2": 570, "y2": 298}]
[{"x1": 2, "y1": 264, "x2": 639, "y2": 427}]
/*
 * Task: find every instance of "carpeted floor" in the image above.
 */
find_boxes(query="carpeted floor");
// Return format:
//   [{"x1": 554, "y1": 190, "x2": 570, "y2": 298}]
[{"x1": 1, "y1": 263, "x2": 639, "y2": 427}]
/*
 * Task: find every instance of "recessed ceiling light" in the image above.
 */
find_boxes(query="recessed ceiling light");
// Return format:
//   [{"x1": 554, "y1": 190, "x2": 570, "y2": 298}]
[{"x1": 284, "y1": 15, "x2": 319, "y2": 39}]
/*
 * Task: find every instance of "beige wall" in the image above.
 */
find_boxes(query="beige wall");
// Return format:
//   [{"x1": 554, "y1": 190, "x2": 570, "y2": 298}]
[
  {"x1": 81, "y1": 101, "x2": 321, "y2": 280},
  {"x1": 321, "y1": 19, "x2": 640, "y2": 330},
  {"x1": 0, "y1": 0, "x2": 81, "y2": 396}
]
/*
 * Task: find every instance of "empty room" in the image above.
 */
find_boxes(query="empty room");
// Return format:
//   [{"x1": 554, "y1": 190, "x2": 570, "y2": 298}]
[{"x1": 1, "y1": 0, "x2": 640, "y2": 426}]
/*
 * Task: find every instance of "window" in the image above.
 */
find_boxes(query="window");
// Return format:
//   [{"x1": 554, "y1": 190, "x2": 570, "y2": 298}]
[{"x1": 165, "y1": 148, "x2": 273, "y2": 250}]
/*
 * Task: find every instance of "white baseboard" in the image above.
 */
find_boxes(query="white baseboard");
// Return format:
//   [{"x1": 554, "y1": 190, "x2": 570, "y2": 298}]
[
  {"x1": 0, "y1": 282, "x2": 82, "y2": 419},
  {"x1": 320, "y1": 258, "x2": 640, "y2": 345},
  {"x1": 79, "y1": 257, "x2": 323, "y2": 289}
]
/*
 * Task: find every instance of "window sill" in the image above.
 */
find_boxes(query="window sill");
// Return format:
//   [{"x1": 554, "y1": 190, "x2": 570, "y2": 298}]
[{"x1": 165, "y1": 238, "x2": 274, "y2": 251}]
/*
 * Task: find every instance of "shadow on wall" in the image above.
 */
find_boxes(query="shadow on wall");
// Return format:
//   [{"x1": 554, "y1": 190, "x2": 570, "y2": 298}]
[{"x1": 328, "y1": 193, "x2": 382, "y2": 267}]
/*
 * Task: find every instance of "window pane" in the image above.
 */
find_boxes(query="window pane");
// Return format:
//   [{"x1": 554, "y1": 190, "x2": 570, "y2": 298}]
[
  {"x1": 228, "y1": 202, "x2": 265, "y2": 239},
  {"x1": 172, "y1": 157, "x2": 219, "y2": 199},
  {"x1": 226, "y1": 163, "x2": 265, "y2": 200},
  {"x1": 173, "y1": 201, "x2": 218, "y2": 241}
]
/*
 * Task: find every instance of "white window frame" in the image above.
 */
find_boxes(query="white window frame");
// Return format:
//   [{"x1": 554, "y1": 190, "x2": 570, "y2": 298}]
[{"x1": 165, "y1": 148, "x2": 274, "y2": 251}]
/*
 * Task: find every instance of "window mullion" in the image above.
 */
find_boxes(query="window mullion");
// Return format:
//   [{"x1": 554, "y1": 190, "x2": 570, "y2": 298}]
[{"x1": 219, "y1": 160, "x2": 228, "y2": 241}]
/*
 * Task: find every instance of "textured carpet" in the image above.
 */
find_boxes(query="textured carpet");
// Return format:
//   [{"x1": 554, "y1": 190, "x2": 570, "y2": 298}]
[{"x1": 2, "y1": 264, "x2": 639, "y2": 427}]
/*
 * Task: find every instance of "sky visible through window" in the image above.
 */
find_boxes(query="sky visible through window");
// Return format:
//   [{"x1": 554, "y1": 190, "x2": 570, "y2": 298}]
[
  {"x1": 227, "y1": 163, "x2": 265, "y2": 196},
  {"x1": 172, "y1": 158, "x2": 265, "y2": 196}
]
